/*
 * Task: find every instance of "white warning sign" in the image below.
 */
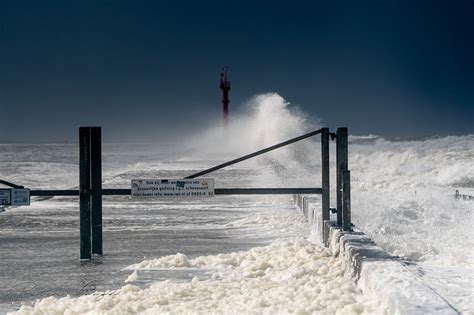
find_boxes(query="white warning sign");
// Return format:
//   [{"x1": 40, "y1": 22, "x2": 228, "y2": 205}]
[
  {"x1": 12, "y1": 189, "x2": 30, "y2": 205},
  {"x1": 0, "y1": 189, "x2": 11, "y2": 205},
  {"x1": 131, "y1": 179, "x2": 215, "y2": 198},
  {"x1": 0, "y1": 189, "x2": 30, "y2": 206}
]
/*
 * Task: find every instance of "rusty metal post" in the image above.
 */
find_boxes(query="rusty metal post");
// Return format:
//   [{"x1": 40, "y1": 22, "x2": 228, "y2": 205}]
[
  {"x1": 90, "y1": 127, "x2": 102, "y2": 256},
  {"x1": 79, "y1": 127, "x2": 91, "y2": 260},
  {"x1": 342, "y1": 170, "x2": 351, "y2": 231},
  {"x1": 321, "y1": 128, "x2": 330, "y2": 241},
  {"x1": 336, "y1": 127, "x2": 348, "y2": 226}
]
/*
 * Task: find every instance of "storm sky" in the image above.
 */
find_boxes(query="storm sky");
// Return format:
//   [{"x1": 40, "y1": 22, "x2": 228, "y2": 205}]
[{"x1": 1, "y1": 0, "x2": 473, "y2": 142}]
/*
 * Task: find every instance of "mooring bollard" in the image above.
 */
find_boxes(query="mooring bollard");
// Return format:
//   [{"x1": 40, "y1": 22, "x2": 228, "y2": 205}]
[
  {"x1": 342, "y1": 170, "x2": 351, "y2": 231},
  {"x1": 336, "y1": 127, "x2": 348, "y2": 226}
]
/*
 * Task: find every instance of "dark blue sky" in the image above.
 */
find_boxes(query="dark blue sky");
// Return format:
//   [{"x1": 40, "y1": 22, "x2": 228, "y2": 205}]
[{"x1": 1, "y1": 0, "x2": 473, "y2": 142}]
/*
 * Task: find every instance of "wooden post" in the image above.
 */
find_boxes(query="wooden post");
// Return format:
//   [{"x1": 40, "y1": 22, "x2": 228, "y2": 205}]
[
  {"x1": 79, "y1": 127, "x2": 91, "y2": 260},
  {"x1": 90, "y1": 127, "x2": 102, "y2": 256},
  {"x1": 342, "y1": 170, "x2": 351, "y2": 231},
  {"x1": 336, "y1": 127, "x2": 348, "y2": 226},
  {"x1": 321, "y1": 128, "x2": 330, "y2": 234}
]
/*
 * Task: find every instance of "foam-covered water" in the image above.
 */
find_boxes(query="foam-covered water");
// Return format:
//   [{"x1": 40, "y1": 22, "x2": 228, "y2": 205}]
[
  {"x1": 13, "y1": 239, "x2": 384, "y2": 315},
  {"x1": 1, "y1": 93, "x2": 473, "y2": 314}
]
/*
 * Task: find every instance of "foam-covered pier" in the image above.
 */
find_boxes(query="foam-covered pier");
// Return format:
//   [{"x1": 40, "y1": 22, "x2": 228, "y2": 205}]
[{"x1": 294, "y1": 194, "x2": 460, "y2": 315}]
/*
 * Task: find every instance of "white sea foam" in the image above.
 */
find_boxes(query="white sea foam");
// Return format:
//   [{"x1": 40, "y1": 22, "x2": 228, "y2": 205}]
[
  {"x1": 224, "y1": 212, "x2": 308, "y2": 236},
  {"x1": 12, "y1": 238, "x2": 385, "y2": 315}
]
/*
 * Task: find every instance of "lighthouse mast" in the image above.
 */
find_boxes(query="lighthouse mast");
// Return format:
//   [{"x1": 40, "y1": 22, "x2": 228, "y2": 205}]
[{"x1": 220, "y1": 68, "x2": 231, "y2": 126}]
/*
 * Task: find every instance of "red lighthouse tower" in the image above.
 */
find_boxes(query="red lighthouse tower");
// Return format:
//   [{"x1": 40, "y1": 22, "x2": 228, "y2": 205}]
[{"x1": 220, "y1": 68, "x2": 231, "y2": 126}]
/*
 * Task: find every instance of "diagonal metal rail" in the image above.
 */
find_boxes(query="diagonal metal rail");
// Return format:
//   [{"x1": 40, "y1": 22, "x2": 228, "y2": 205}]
[
  {"x1": 0, "y1": 180, "x2": 24, "y2": 189},
  {"x1": 185, "y1": 129, "x2": 322, "y2": 179}
]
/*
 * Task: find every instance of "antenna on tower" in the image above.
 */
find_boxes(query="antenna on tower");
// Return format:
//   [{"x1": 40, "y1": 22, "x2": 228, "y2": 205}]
[{"x1": 220, "y1": 67, "x2": 231, "y2": 126}]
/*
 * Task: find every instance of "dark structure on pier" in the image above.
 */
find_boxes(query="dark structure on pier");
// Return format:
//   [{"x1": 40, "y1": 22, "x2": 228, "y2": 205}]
[{"x1": 220, "y1": 68, "x2": 231, "y2": 126}]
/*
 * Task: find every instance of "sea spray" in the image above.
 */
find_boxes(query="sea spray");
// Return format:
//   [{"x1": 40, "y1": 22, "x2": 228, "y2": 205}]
[
  {"x1": 182, "y1": 93, "x2": 321, "y2": 187},
  {"x1": 183, "y1": 93, "x2": 473, "y2": 266}
]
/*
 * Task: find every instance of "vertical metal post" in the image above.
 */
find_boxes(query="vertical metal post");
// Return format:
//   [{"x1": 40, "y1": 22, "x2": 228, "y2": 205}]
[
  {"x1": 336, "y1": 127, "x2": 348, "y2": 226},
  {"x1": 79, "y1": 127, "x2": 91, "y2": 260},
  {"x1": 321, "y1": 128, "x2": 330, "y2": 224},
  {"x1": 90, "y1": 127, "x2": 102, "y2": 256},
  {"x1": 342, "y1": 170, "x2": 351, "y2": 231}
]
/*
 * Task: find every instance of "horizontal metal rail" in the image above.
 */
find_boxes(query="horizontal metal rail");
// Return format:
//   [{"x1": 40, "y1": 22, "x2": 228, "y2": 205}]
[
  {"x1": 215, "y1": 188, "x2": 322, "y2": 195},
  {"x1": 31, "y1": 190, "x2": 78, "y2": 196},
  {"x1": 185, "y1": 129, "x2": 322, "y2": 179},
  {"x1": 30, "y1": 188, "x2": 322, "y2": 197},
  {"x1": 103, "y1": 189, "x2": 130, "y2": 195}
]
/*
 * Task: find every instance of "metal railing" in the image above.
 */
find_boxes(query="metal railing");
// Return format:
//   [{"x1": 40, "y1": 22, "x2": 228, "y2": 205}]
[{"x1": 2, "y1": 126, "x2": 352, "y2": 260}]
